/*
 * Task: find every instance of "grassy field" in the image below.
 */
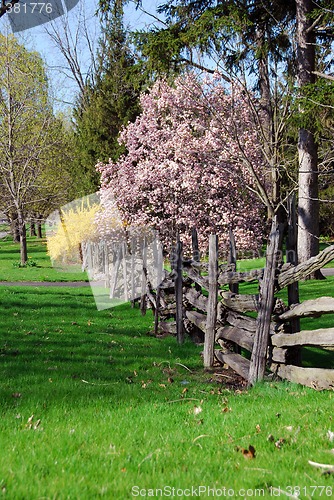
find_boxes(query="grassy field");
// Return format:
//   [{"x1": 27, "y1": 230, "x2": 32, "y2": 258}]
[
  {"x1": 0, "y1": 235, "x2": 88, "y2": 282},
  {"x1": 0, "y1": 234, "x2": 334, "y2": 499},
  {"x1": 236, "y1": 238, "x2": 334, "y2": 273}
]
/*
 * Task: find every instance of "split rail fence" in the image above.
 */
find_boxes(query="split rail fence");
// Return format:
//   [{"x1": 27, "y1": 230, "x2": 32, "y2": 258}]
[
  {"x1": 81, "y1": 214, "x2": 334, "y2": 390},
  {"x1": 149, "y1": 218, "x2": 334, "y2": 390}
]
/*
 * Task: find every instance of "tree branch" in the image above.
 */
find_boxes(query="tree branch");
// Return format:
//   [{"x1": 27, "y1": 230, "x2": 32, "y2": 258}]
[
  {"x1": 313, "y1": 70, "x2": 334, "y2": 82},
  {"x1": 178, "y1": 57, "x2": 232, "y2": 81},
  {"x1": 0, "y1": 0, "x2": 20, "y2": 19}
]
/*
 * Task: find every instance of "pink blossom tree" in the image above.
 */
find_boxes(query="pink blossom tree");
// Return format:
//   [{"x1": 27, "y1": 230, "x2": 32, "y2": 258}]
[{"x1": 97, "y1": 72, "x2": 267, "y2": 253}]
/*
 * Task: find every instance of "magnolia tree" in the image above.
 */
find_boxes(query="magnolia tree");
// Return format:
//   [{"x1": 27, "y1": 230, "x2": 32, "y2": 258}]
[{"x1": 97, "y1": 72, "x2": 267, "y2": 253}]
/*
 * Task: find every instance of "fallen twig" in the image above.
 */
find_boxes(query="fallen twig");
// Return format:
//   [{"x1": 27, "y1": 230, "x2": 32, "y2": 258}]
[
  {"x1": 138, "y1": 449, "x2": 161, "y2": 468},
  {"x1": 81, "y1": 379, "x2": 113, "y2": 386},
  {"x1": 166, "y1": 398, "x2": 200, "y2": 404},
  {"x1": 175, "y1": 362, "x2": 193, "y2": 373},
  {"x1": 193, "y1": 434, "x2": 210, "y2": 443},
  {"x1": 308, "y1": 460, "x2": 334, "y2": 471}
]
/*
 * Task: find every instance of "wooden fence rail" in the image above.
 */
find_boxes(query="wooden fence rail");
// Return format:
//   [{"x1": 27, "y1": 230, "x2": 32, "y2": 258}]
[
  {"x1": 149, "y1": 220, "x2": 334, "y2": 390},
  {"x1": 81, "y1": 215, "x2": 334, "y2": 390}
]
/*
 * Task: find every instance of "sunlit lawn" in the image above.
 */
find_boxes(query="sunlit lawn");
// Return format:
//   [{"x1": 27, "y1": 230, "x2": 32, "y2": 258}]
[
  {"x1": 0, "y1": 235, "x2": 87, "y2": 282},
  {"x1": 0, "y1": 234, "x2": 333, "y2": 498}
]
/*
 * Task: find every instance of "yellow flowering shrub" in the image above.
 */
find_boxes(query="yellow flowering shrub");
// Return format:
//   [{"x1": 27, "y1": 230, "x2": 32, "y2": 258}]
[{"x1": 47, "y1": 202, "x2": 100, "y2": 265}]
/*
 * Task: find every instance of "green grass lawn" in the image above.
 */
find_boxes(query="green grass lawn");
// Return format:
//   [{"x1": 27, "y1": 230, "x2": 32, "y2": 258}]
[
  {"x1": 1, "y1": 234, "x2": 334, "y2": 498},
  {"x1": 238, "y1": 265, "x2": 334, "y2": 370},
  {"x1": 0, "y1": 235, "x2": 88, "y2": 282},
  {"x1": 1, "y1": 287, "x2": 334, "y2": 499},
  {"x1": 236, "y1": 239, "x2": 334, "y2": 273}
]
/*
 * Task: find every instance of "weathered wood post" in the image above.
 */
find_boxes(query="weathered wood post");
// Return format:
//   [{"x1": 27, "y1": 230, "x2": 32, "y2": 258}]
[
  {"x1": 174, "y1": 235, "x2": 184, "y2": 344},
  {"x1": 154, "y1": 240, "x2": 163, "y2": 336},
  {"x1": 248, "y1": 217, "x2": 282, "y2": 386},
  {"x1": 286, "y1": 194, "x2": 301, "y2": 364},
  {"x1": 192, "y1": 228, "x2": 201, "y2": 292},
  {"x1": 228, "y1": 228, "x2": 240, "y2": 354},
  {"x1": 110, "y1": 244, "x2": 121, "y2": 299},
  {"x1": 203, "y1": 234, "x2": 219, "y2": 368},
  {"x1": 104, "y1": 241, "x2": 109, "y2": 287},
  {"x1": 130, "y1": 237, "x2": 136, "y2": 307},
  {"x1": 122, "y1": 241, "x2": 128, "y2": 302},
  {"x1": 140, "y1": 237, "x2": 147, "y2": 315},
  {"x1": 228, "y1": 227, "x2": 239, "y2": 294}
]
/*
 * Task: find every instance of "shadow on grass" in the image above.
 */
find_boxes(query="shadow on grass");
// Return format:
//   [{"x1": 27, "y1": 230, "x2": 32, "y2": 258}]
[
  {"x1": 302, "y1": 346, "x2": 334, "y2": 369},
  {"x1": 0, "y1": 286, "x2": 202, "y2": 409}
]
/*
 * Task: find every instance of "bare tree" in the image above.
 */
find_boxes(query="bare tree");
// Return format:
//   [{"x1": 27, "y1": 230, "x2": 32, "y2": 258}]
[
  {"x1": 0, "y1": 34, "x2": 60, "y2": 264},
  {"x1": 43, "y1": 0, "x2": 99, "y2": 105}
]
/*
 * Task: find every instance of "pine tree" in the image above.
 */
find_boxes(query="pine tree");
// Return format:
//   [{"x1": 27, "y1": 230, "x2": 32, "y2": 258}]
[
  {"x1": 72, "y1": 1, "x2": 144, "y2": 196},
  {"x1": 129, "y1": 1, "x2": 334, "y2": 264}
]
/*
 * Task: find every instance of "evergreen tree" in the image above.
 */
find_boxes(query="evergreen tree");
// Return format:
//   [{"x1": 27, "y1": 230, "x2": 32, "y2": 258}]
[
  {"x1": 127, "y1": 1, "x2": 334, "y2": 263},
  {"x1": 72, "y1": 1, "x2": 144, "y2": 196}
]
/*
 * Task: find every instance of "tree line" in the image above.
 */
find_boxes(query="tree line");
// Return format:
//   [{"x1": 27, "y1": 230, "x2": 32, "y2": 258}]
[
  {"x1": 96, "y1": 0, "x2": 334, "y2": 268},
  {"x1": 0, "y1": 0, "x2": 333, "y2": 269}
]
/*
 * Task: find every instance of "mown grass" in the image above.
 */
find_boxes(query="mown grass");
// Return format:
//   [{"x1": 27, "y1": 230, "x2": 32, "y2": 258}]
[
  {"x1": 238, "y1": 270, "x2": 334, "y2": 370},
  {"x1": 1, "y1": 234, "x2": 334, "y2": 498},
  {"x1": 0, "y1": 235, "x2": 87, "y2": 282},
  {"x1": 1, "y1": 286, "x2": 334, "y2": 499},
  {"x1": 236, "y1": 239, "x2": 334, "y2": 273}
]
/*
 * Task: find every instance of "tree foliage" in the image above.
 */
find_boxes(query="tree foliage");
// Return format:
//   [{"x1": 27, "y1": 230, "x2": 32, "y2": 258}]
[
  {"x1": 0, "y1": 34, "x2": 74, "y2": 263},
  {"x1": 47, "y1": 197, "x2": 100, "y2": 265},
  {"x1": 95, "y1": 1, "x2": 334, "y2": 252},
  {"x1": 130, "y1": 1, "x2": 295, "y2": 77},
  {"x1": 72, "y1": 1, "x2": 144, "y2": 196},
  {"x1": 97, "y1": 72, "x2": 266, "y2": 252}
]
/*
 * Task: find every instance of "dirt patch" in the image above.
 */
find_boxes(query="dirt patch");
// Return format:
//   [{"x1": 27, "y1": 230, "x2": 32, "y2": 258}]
[{"x1": 208, "y1": 365, "x2": 248, "y2": 392}]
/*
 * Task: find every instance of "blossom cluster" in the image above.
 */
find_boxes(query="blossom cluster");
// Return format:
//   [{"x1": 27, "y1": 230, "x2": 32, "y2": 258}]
[{"x1": 97, "y1": 72, "x2": 266, "y2": 253}]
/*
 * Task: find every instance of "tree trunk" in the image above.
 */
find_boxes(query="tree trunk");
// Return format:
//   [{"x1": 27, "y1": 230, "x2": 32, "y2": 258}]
[
  {"x1": 37, "y1": 215, "x2": 43, "y2": 238},
  {"x1": 30, "y1": 219, "x2": 37, "y2": 237},
  {"x1": 255, "y1": 27, "x2": 279, "y2": 219},
  {"x1": 20, "y1": 223, "x2": 28, "y2": 266},
  {"x1": 296, "y1": 0, "x2": 322, "y2": 276},
  {"x1": 297, "y1": 129, "x2": 321, "y2": 267},
  {"x1": 10, "y1": 214, "x2": 20, "y2": 242},
  {"x1": 17, "y1": 210, "x2": 28, "y2": 265}
]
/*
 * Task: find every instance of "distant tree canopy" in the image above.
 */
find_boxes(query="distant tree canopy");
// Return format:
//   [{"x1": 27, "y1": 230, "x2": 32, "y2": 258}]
[
  {"x1": 0, "y1": 34, "x2": 74, "y2": 264},
  {"x1": 72, "y1": 1, "x2": 145, "y2": 197},
  {"x1": 97, "y1": 73, "x2": 267, "y2": 252},
  {"x1": 104, "y1": 1, "x2": 334, "y2": 259}
]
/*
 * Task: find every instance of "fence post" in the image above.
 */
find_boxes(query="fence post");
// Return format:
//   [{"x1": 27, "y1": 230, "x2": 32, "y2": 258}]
[
  {"x1": 248, "y1": 217, "x2": 282, "y2": 385},
  {"x1": 228, "y1": 228, "x2": 241, "y2": 354},
  {"x1": 104, "y1": 241, "x2": 109, "y2": 288},
  {"x1": 174, "y1": 235, "x2": 184, "y2": 344},
  {"x1": 228, "y1": 227, "x2": 238, "y2": 293},
  {"x1": 122, "y1": 241, "x2": 128, "y2": 303},
  {"x1": 192, "y1": 228, "x2": 201, "y2": 292},
  {"x1": 203, "y1": 234, "x2": 219, "y2": 368},
  {"x1": 140, "y1": 237, "x2": 147, "y2": 315},
  {"x1": 287, "y1": 196, "x2": 300, "y2": 315},
  {"x1": 286, "y1": 194, "x2": 301, "y2": 364},
  {"x1": 154, "y1": 240, "x2": 163, "y2": 336},
  {"x1": 130, "y1": 237, "x2": 136, "y2": 307}
]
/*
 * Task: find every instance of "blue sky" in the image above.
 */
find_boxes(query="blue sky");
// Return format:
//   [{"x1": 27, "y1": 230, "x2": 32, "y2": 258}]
[{"x1": 0, "y1": 1, "x2": 163, "y2": 110}]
